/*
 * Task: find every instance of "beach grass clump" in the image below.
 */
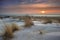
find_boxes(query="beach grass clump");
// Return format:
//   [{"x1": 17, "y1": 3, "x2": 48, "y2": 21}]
[
  {"x1": 52, "y1": 19, "x2": 60, "y2": 23},
  {"x1": 24, "y1": 16, "x2": 34, "y2": 28},
  {"x1": 24, "y1": 22, "x2": 33, "y2": 28},
  {"x1": 42, "y1": 19, "x2": 52, "y2": 24},
  {"x1": 3, "y1": 24, "x2": 13, "y2": 40},
  {"x1": 3, "y1": 23, "x2": 19, "y2": 40},
  {"x1": 11, "y1": 23, "x2": 19, "y2": 32},
  {"x1": 24, "y1": 19, "x2": 34, "y2": 28}
]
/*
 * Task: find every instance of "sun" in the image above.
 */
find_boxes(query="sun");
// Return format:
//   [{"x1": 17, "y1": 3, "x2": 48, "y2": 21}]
[{"x1": 41, "y1": 11, "x2": 45, "y2": 14}]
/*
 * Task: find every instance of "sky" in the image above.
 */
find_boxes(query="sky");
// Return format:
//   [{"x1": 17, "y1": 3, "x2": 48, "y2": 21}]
[{"x1": 0, "y1": 0, "x2": 60, "y2": 15}]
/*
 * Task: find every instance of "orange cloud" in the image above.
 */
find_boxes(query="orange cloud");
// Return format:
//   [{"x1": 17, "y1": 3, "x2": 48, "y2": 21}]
[{"x1": 1, "y1": 3, "x2": 60, "y2": 14}]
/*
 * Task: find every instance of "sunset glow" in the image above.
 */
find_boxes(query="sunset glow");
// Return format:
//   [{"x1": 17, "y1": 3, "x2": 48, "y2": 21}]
[
  {"x1": 1, "y1": 0, "x2": 60, "y2": 15},
  {"x1": 41, "y1": 11, "x2": 45, "y2": 14}
]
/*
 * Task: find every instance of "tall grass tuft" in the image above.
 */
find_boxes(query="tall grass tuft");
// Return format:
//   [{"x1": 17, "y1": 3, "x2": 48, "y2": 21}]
[
  {"x1": 24, "y1": 19, "x2": 34, "y2": 28},
  {"x1": 3, "y1": 24, "x2": 13, "y2": 40},
  {"x1": 42, "y1": 19, "x2": 52, "y2": 24},
  {"x1": 11, "y1": 23, "x2": 19, "y2": 32},
  {"x1": 24, "y1": 16, "x2": 34, "y2": 28},
  {"x1": 3, "y1": 23, "x2": 19, "y2": 40}
]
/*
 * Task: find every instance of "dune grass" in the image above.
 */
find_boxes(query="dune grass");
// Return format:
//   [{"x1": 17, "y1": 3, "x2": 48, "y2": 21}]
[
  {"x1": 24, "y1": 19, "x2": 34, "y2": 28},
  {"x1": 3, "y1": 23, "x2": 19, "y2": 40},
  {"x1": 41, "y1": 19, "x2": 52, "y2": 24},
  {"x1": 11, "y1": 23, "x2": 19, "y2": 32}
]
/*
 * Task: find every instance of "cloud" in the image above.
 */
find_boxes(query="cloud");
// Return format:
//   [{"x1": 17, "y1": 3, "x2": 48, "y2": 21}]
[
  {"x1": 1, "y1": 0, "x2": 60, "y2": 15},
  {"x1": 1, "y1": 4, "x2": 60, "y2": 14},
  {"x1": 46, "y1": 0, "x2": 60, "y2": 6},
  {"x1": 1, "y1": 0, "x2": 60, "y2": 8}
]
